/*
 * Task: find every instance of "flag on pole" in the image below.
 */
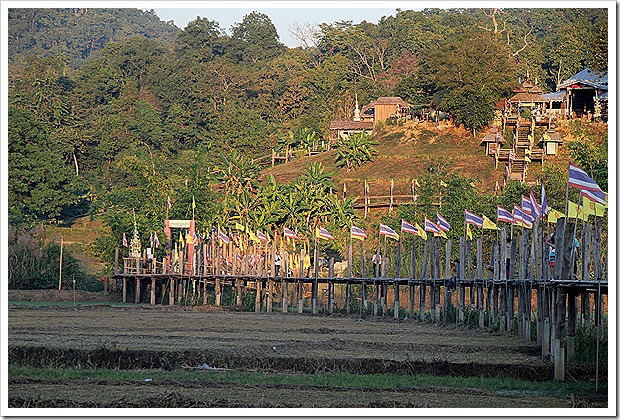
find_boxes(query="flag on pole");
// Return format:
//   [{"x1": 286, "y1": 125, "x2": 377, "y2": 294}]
[
  {"x1": 522, "y1": 212, "x2": 533, "y2": 229},
  {"x1": 219, "y1": 230, "x2": 230, "y2": 244},
  {"x1": 434, "y1": 230, "x2": 448, "y2": 239},
  {"x1": 122, "y1": 232, "x2": 128, "y2": 247},
  {"x1": 521, "y1": 195, "x2": 532, "y2": 215},
  {"x1": 193, "y1": 232, "x2": 200, "y2": 246},
  {"x1": 497, "y1": 206, "x2": 514, "y2": 223},
  {"x1": 414, "y1": 223, "x2": 427, "y2": 240},
  {"x1": 439, "y1": 180, "x2": 448, "y2": 187},
  {"x1": 186, "y1": 231, "x2": 194, "y2": 245},
  {"x1": 465, "y1": 210, "x2": 483, "y2": 228},
  {"x1": 513, "y1": 205, "x2": 524, "y2": 226},
  {"x1": 568, "y1": 201, "x2": 588, "y2": 221},
  {"x1": 379, "y1": 223, "x2": 399, "y2": 240},
  {"x1": 529, "y1": 190, "x2": 541, "y2": 220},
  {"x1": 547, "y1": 208, "x2": 566, "y2": 224},
  {"x1": 179, "y1": 231, "x2": 185, "y2": 248},
  {"x1": 582, "y1": 193, "x2": 606, "y2": 217},
  {"x1": 568, "y1": 162, "x2": 603, "y2": 191},
  {"x1": 466, "y1": 224, "x2": 473, "y2": 241},
  {"x1": 316, "y1": 226, "x2": 335, "y2": 240},
  {"x1": 482, "y1": 214, "x2": 499, "y2": 230},
  {"x1": 153, "y1": 232, "x2": 160, "y2": 248},
  {"x1": 283, "y1": 227, "x2": 298, "y2": 240},
  {"x1": 540, "y1": 184, "x2": 549, "y2": 215},
  {"x1": 351, "y1": 225, "x2": 367, "y2": 240},
  {"x1": 581, "y1": 188, "x2": 607, "y2": 206},
  {"x1": 436, "y1": 212, "x2": 451, "y2": 231},
  {"x1": 256, "y1": 230, "x2": 270, "y2": 242},
  {"x1": 424, "y1": 218, "x2": 441, "y2": 234},
  {"x1": 167, "y1": 196, "x2": 172, "y2": 209},
  {"x1": 401, "y1": 219, "x2": 418, "y2": 234}
]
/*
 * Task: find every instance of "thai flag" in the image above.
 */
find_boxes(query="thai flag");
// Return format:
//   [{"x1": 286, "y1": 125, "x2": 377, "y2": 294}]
[
  {"x1": 401, "y1": 219, "x2": 418, "y2": 234},
  {"x1": 581, "y1": 188, "x2": 607, "y2": 206},
  {"x1": 521, "y1": 195, "x2": 532, "y2": 215},
  {"x1": 379, "y1": 223, "x2": 399, "y2": 240},
  {"x1": 219, "y1": 230, "x2": 230, "y2": 244},
  {"x1": 436, "y1": 212, "x2": 451, "y2": 231},
  {"x1": 529, "y1": 190, "x2": 541, "y2": 220},
  {"x1": 497, "y1": 206, "x2": 514, "y2": 223},
  {"x1": 522, "y1": 212, "x2": 533, "y2": 228},
  {"x1": 540, "y1": 184, "x2": 549, "y2": 215},
  {"x1": 424, "y1": 218, "x2": 441, "y2": 234},
  {"x1": 317, "y1": 227, "x2": 335, "y2": 240},
  {"x1": 351, "y1": 225, "x2": 367, "y2": 240},
  {"x1": 167, "y1": 196, "x2": 172, "y2": 209},
  {"x1": 568, "y1": 162, "x2": 602, "y2": 191},
  {"x1": 122, "y1": 232, "x2": 128, "y2": 247},
  {"x1": 283, "y1": 227, "x2": 298, "y2": 239},
  {"x1": 513, "y1": 205, "x2": 524, "y2": 225},
  {"x1": 256, "y1": 230, "x2": 270, "y2": 242},
  {"x1": 465, "y1": 210, "x2": 483, "y2": 228}
]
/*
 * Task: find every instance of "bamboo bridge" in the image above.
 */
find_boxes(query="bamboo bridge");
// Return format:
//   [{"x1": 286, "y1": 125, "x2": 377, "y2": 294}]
[{"x1": 111, "y1": 218, "x2": 607, "y2": 382}]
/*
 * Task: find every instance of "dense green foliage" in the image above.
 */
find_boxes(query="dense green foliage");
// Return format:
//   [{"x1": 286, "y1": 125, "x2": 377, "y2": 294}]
[
  {"x1": 7, "y1": 7, "x2": 609, "y2": 280},
  {"x1": 8, "y1": 225, "x2": 94, "y2": 290},
  {"x1": 335, "y1": 130, "x2": 378, "y2": 171}
]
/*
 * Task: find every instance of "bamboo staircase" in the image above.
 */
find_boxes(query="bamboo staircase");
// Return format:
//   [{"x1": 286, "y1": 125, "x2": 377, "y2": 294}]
[{"x1": 508, "y1": 122, "x2": 531, "y2": 182}]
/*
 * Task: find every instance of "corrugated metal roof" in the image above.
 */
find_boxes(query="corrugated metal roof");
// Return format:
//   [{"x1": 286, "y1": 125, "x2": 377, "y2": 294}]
[
  {"x1": 557, "y1": 68, "x2": 608, "y2": 90},
  {"x1": 541, "y1": 92, "x2": 566, "y2": 102},
  {"x1": 362, "y1": 97, "x2": 412, "y2": 113},
  {"x1": 329, "y1": 121, "x2": 374, "y2": 130}
]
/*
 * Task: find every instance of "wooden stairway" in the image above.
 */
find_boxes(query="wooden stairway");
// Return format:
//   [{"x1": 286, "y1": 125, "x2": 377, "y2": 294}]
[{"x1": 508, "y1": 123, "x2": 531, "y2": 181}]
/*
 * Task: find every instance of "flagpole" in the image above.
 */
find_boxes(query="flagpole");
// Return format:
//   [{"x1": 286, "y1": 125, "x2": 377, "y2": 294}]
[
  {"x1": 510, "y1": 205, "x2": 514, "y2": 240},
  {"x1": 569, "y1": 193, "x2": 582, "y2": 280},
  {"x1": 561, "y1": 162, "x2": 571, "y2": 278},
  {"x1": 349, "y1": 228, "x2": 353, "y2": 279}
]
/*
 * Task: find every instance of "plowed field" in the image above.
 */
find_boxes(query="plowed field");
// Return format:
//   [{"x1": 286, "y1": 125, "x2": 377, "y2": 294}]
[{"x1": 6, "y1": 293, "x2": 607, "y2": 411}]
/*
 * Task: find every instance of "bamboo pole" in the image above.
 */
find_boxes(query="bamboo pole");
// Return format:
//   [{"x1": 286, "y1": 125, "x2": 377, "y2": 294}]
[{"x1": 58, "y1": 237, "x2": 64, "y2": 290}]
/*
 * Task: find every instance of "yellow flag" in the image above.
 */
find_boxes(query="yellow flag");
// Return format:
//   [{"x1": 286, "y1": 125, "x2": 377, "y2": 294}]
[
  {"x1": 482, "y1": 215, "x2": 498, "y2": 230},
  {"x1": 469, "y1": 182, "x2": 476, "y2": 188},
  {"x1": 235, "y1": 222, "x2": 246, "y2": 232},
  {"x1": 568, "y1": 201, "x2": 588, "y2": 221},
  {"x1": 582, "y1": 195, "x2": 606, "y2": 217},
  {"x1": 186, "y1": 232, "x2": 193, "y2": 245},
  {"x1": 415, "y1": 223, "x2": 427, "y2": 240},
  {"x1": 440, "y1": 180, "x2": 448, "y2": 187},
  {"x1": 547, "y1": 208, "x2": 565, "y2": 224},
  {"x1": 192, "y1": 196, "x2": 196, "y2": 210},
  {"x1": 434, "y1": 230, "x2": 447, "y2": 239},
  {"x1": 466, "y1": 224, "x2": 473, "y2": 240},
  {"x1": 248, "y1": 231, "x2": 259, "y2": 242}
]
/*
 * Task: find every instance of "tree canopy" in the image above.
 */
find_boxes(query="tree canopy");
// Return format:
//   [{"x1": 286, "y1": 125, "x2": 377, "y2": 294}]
[{"x1": 7, "y1": 7, "x2": 609, "y2": 248}]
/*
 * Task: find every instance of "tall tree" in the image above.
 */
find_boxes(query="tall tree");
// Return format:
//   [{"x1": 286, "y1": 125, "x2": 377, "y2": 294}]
[{"x1": 423, "y1": 29, "x2": 518, "y2": 132}]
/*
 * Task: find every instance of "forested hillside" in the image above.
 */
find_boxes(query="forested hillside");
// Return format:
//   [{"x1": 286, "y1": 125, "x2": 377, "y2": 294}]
[{"x1": 7, "y1": 7, "x2": 608, "y2": 285}]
